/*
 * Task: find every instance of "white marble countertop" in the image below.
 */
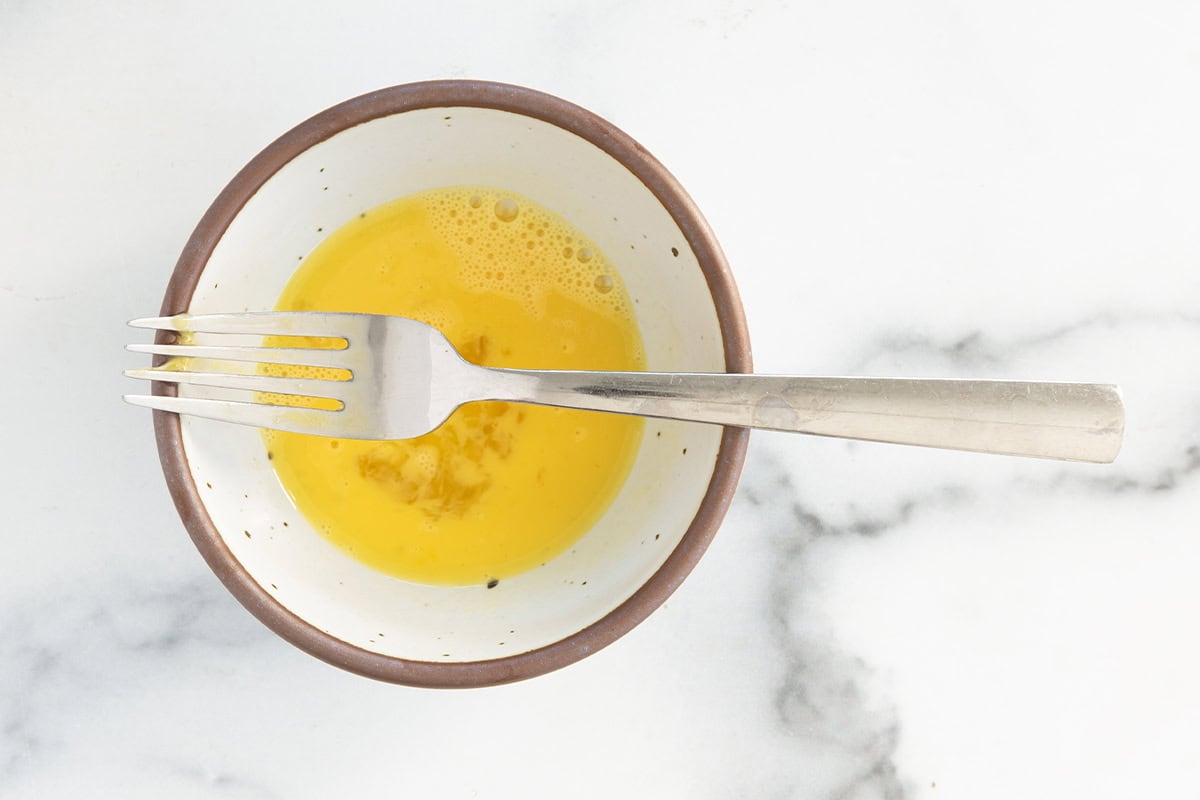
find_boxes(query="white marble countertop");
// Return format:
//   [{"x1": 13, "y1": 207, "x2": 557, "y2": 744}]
[{"x1": 3, "y1": 1, "x2": 1198, "y2": 797}]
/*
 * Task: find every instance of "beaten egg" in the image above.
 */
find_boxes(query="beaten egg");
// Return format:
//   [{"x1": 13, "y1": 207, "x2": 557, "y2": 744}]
[{"x1": 262, "y1": 186, "x2": 645, "y2": 586}]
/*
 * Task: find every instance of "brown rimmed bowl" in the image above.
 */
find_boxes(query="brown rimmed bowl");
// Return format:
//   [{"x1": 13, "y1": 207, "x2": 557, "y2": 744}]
[{"x1": 152, "y1": 81, "x2": 751, "y2": 687}]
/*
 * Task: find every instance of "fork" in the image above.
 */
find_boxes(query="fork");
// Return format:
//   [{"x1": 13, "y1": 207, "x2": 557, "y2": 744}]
[{"x1": 124, "y1": 312, "x2": 1125, "y2": 463}]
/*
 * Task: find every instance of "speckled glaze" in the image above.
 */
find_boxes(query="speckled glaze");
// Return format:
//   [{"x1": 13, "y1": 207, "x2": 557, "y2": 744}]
[{"x1": 151, "y1": 81, "x2": 752, "y2": 687}]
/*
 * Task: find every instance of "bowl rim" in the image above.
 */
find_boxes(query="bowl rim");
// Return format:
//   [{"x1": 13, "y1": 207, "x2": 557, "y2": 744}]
[{"x1": 152, "y1": 80, "x2": 752, "y2": 688}]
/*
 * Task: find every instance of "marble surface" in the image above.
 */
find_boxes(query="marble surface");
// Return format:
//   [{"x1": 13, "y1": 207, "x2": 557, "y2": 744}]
[{"x1": 2, "y1": 1, "x2": 1198, "y2": 797}]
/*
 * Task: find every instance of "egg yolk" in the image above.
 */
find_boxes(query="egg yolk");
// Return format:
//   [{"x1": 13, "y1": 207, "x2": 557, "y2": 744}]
[{"x1": 262, "y1": 186, "x2": 645, "y2": 586}]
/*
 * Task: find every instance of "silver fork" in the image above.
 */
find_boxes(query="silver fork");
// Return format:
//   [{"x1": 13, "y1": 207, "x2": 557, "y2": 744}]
[{"x1": 125, "y1": 312, "x2": 1125, "y2": 463}]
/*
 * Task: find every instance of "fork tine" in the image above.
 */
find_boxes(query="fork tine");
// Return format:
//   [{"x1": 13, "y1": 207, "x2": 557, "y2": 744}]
[
  {"x1": 123, "y1": 394, "x2": 341, "y2": 437},
  {"x1": 128, "y1": 312, "x2": 357, "y2": 338},
  {"x1": 126, "y1": 342, "x2": 352, "y2": 369},
  {"x1": 124, "y1": 368, "x2": 349, "y2": 403}
]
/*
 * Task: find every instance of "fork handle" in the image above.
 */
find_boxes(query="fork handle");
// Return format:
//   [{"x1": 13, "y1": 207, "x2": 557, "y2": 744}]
[{"x1": 485, "y1": 371, "x2": 1124, "y2": 463}]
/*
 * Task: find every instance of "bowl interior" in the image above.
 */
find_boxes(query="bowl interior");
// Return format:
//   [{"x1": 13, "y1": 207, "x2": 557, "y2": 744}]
[{"x1": 178, "y1": 105, "x2": 728, "y2": 663}]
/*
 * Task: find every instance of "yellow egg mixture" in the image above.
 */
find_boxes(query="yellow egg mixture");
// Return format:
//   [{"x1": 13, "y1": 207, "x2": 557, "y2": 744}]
[{"x1": 263, "y1": 187, "x2": 645, "y2": 586}]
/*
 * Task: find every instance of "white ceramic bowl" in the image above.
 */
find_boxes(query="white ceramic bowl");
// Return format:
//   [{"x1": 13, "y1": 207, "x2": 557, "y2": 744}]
[{"x1": 152, "y1": 81, "x2": 751, "y2": 687}]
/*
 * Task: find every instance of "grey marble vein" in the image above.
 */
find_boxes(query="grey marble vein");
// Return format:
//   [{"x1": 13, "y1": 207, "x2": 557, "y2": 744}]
[
  {"x1": 154, "y1": 761, "x2": 283, "y2": 800},
  {"x1": 0, "y1": 578, "x2": 271, "y2": 782},
  {"x1": 737, "y1": 344, "x2": 1200, "y2": 799},
  {"x1": 0, "y1": 284, "x2": 79, "y2": 303},
  {"x1": 848, "y1": 311, "x2": 1200, "y2": 374},
  {"x1": 1048, "y1": 443, "x2": 1200, "y2": 495},
  {"x1": 735, "y1": 449, "x2": 941, "y2": 800}
]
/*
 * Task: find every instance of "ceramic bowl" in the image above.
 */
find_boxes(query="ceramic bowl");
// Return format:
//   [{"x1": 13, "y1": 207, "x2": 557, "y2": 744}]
[{"x1": 152, "y1": 81, "x2": 751, "y2": 687}]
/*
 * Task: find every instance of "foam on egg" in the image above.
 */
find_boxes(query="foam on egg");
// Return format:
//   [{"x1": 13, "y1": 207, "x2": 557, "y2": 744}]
[{"x1": 425, "y1": 187, "x2": 634, "y2": 322}]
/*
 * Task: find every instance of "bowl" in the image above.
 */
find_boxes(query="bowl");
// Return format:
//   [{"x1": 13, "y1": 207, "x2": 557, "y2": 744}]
[{"x1": 152, "y1": 80, "x2": 751, "y2": 687}]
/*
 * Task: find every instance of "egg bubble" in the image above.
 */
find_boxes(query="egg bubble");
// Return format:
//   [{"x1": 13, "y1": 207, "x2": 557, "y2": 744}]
[{"x1": 494, "y1": 198, "x2": 519, "y2": 222}]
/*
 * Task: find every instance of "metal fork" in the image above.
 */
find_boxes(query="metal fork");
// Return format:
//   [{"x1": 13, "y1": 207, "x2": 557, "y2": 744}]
[{"x1": 125, "y1": 312, "x2": 1125, "y2": 463}]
